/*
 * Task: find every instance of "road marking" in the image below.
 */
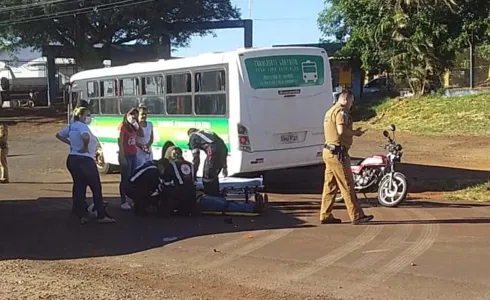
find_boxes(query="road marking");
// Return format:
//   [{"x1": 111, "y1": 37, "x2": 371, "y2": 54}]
[
  {"x1": 201, "y1": 227, "x2": 296, "y2": 270},
  {"x1": 348, "y1": 209, "x2": 414, "y2": 271},
  {"x1": 182, "y1": 213, "x2": 311, "y2": 270},
  {"x1": 362, "y1": 249, "x2": 391, "y2": 254},
  {"x1": 280, "y1": 210, "x2": 385, "y2": 285},
  {"x1": 342, "y1": 208, "x2": 439, "y2": 299}
]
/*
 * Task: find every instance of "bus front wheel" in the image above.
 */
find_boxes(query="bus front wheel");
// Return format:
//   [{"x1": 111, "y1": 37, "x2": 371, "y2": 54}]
[{"x1": 96, "y1": 149, "x2": 117, "y2": 174}]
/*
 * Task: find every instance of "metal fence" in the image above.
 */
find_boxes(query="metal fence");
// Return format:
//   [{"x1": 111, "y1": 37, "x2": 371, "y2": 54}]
[{"x1": 445, "y1": 46, "x2": 490, "y2": 90}]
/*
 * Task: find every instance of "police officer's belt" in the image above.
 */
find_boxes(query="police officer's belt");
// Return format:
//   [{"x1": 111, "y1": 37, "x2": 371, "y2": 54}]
[{"x1": 324, "y1": 144, "x2": 346, "y2": 154}]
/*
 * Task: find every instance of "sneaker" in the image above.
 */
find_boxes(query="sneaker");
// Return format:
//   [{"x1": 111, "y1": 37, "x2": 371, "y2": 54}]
[
  {"x1": 86, "y1": 203, "x2": 98, "y2": 218},
  {"x1": 0, "y1": 179, "x2": 9, "y2": 184},
  {"x1": 120, "y1": 202, "x2": 132, "y2": 211},
  {"x1": 97, "y1": 216, "x2": 116, "y2": 224},
  {"x1": 320, "y1": 217, "x2": 342, "y2": 224},
  {"x1": 80, "y1": 217, "x2": 89, "y2": 225},
  {"x1": 352, "y1": 215, "x2": 374, "y2": 225}
]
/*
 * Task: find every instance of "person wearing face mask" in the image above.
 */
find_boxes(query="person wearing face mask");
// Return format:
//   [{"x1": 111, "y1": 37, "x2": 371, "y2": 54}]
[
  {"x1": 320, "y1": 90, "x2": 374, "y2": 225},
  {"x1": 69, "y1": 99, "x2": 90, "y2": 124},
  {"x1": 118, "y1": 108, "x2": 142, "y2": 211},
  {"x1": 56, "y1": 107, "x2": 115, "y2": 224}
]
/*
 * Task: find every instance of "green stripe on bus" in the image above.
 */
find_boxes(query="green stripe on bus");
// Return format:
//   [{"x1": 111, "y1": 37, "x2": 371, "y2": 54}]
[{"x1": 91, "y1": 116, "x2": 231, "y2": 151}]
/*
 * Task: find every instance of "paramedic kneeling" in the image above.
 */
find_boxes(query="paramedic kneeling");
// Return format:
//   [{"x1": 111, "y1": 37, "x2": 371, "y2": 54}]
[
  {"x1": 164, "y1": 147, "x2": 198, "y2": 216},
  {"x1": 187, "y1": 128, "x2": 228, "y2": 196},
  {"x1": 125, "y1": 158, "x2": 173, "y2": 217}
]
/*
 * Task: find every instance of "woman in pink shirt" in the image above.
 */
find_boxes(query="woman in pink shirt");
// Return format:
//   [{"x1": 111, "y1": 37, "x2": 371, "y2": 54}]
[{"x1": 118, "y1": 108, "x2": 142, "y2": 211}]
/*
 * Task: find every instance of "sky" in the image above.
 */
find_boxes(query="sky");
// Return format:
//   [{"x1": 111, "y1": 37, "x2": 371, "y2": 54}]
[{"x1": 173, "y1": 0, "x2": 326, "y2": 57}]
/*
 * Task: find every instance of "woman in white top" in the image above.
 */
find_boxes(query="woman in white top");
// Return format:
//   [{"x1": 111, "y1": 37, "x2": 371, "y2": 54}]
[
  {"x1": 135, "y1": 105, "x2": 154, "y2": 167},
  {"x1": 56, "y1": 107, "x2": 115, "y2": 225}
]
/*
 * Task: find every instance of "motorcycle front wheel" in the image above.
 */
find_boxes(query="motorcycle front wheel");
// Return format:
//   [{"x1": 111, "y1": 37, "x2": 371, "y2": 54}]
[
  {"x1": 377, "y1": 172, "x2": 408, "y2": 207},
  {"x1": 334, "y1": 192, "x2": 344, "y2": 203}
]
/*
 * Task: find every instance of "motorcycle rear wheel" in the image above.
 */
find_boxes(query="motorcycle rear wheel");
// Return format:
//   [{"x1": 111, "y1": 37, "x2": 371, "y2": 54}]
[{"x1": 377, "y1": 172, "x2": 408, "y2": 207}]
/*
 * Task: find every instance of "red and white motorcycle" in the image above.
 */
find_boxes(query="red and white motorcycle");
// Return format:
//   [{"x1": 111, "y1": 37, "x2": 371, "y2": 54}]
[{"x1": 335, "y1": 124, "x2": 408, "y2": 207}]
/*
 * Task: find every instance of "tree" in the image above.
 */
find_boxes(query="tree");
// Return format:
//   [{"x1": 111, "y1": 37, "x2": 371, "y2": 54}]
[
  {"x1": 318, "y1": 0, "x2": 490, "y2": 95},
  {"x1": 0, "y1": 0, "x2": 240, "y2": 68}
]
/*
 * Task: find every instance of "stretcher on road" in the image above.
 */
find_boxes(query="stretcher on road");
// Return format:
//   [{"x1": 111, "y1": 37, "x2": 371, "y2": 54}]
[{"x1": 195, "y1": 176, "x2": 268, "y2": 204}]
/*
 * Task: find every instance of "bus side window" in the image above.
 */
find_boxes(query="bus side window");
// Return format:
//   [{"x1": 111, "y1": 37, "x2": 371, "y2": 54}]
[
  {"x1": 89, "y1": 99, "x2": 100, "y2": 114},
  {"x1": 141, "y1": 75, "x2": 165, "y2": 114},
  {"x1": 166, "y1": 73, "x2": 192, "y2": 115},
  {"x1": 99, "y1": 80, "x2": 119, "y2": 114},
  {"x1": 87, "y1": 81, "x2": 99, "y2": 97},
  {"x1": 87, "y1": 81, "x2": 100, "y2": 114},
  {"x1": 194, "y1": 70, "x2": 226, "y2": 116},
  {"x1": 120, "y1": 77, "x2": 139, "y2": 113}
]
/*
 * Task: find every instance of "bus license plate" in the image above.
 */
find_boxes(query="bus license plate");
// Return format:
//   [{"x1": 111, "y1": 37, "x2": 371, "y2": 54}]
[{"x1": 280, "y1": 133, "x2": 299, "y2": 144}]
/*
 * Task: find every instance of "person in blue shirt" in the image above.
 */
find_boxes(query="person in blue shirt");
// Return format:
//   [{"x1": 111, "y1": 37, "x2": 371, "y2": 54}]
[
  {"x1": 56, "y1": 107, "x2": 115, "y2": 224},
  {"x1": 69, "y1": 99, "x2": 90, "y2": 124}
]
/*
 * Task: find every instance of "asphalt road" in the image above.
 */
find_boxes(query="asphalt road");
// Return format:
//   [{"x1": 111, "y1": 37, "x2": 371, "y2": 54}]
[{"x1": 1, "y1": 131, "x2": 490, "y2": 299}]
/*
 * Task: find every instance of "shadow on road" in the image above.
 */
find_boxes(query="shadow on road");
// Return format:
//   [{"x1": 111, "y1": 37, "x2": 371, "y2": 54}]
[
  {"x1": 0, "y1": 196, "x2": 312, "y2": 261},
  {"x1": 264, "y1": 159, "x2": 490, "y2": 195},
  {"x1": 13, "y1": 181, "x2": 121, "y2": 185},
  {"x1": 371, "y1": 217, "x2": 490, "y2": 225},
  {"x1": 401, "y1": 200, "x2": 490, "y2": 209}
]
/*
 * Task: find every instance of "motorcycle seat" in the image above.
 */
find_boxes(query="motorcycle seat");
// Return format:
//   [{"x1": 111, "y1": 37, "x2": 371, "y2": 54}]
[{"x1": 350, "y1": 159, "x2": 363, "y2": 166}]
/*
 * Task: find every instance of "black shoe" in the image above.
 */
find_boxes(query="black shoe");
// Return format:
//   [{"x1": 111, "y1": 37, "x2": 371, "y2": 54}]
[
  {"x1": 352, "y1": 215, "x2": 374, "y2": 225},
  {"x1": 320, "y1": 218, "x2": 342, "y2": 224}
]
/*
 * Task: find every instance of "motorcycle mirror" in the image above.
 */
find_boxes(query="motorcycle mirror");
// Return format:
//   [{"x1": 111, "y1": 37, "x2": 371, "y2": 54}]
[
  {"x1": 382, "y1": 130, "x2": 390, "y2": 138},
  {"x1": 389, "y1": 124, "x2": 396, "y2": 131}
]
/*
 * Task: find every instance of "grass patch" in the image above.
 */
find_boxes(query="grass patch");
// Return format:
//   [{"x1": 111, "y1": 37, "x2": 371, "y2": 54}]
[
  {"x1": 445, "y1": 181, "x2": 490, "y2": 202},
  {"x1": 355, "y1": 93, "x2": 490, "y2": 135}
]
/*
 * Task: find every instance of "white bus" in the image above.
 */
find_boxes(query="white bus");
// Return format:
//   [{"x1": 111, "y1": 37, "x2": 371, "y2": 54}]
[{"x1": 69, "y1": 46, "x2": 334, "y2": 177}]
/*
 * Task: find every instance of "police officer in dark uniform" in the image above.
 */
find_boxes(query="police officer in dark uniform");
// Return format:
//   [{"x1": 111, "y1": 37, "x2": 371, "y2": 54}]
[
  {"x1": 125, "y1": 158, "x2": 173, "y2": 217},
  {"x1": 187, "y1": 128, "x2": 228, "y2": 196}
]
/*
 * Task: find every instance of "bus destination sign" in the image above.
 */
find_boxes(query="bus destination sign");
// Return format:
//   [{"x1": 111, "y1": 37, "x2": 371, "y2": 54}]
[{"x1": 244, "y1": 55, "x2": 325, "y2": 89}]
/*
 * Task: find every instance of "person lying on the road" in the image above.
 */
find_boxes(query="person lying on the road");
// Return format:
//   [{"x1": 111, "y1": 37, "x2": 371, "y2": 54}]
[{"x1": 196, "y1": 193, "x2": 266, "y2": 216}]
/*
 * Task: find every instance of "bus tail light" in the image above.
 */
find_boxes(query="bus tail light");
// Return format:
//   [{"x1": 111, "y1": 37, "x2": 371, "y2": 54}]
[{"x1": 237, "y1": 123, "x2": 252, "y2": 152}]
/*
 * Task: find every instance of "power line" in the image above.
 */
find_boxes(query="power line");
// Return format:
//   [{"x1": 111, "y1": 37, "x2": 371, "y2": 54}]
[
  {"x1": 0, "y1": 0, "x2": 154, "y2": 26},
  {"x1": 253, "y1": 18, "x2": 313, "y2": 22},
  {"x1": 0, "y1": 0, "x2": 80, "y2": 13}
]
